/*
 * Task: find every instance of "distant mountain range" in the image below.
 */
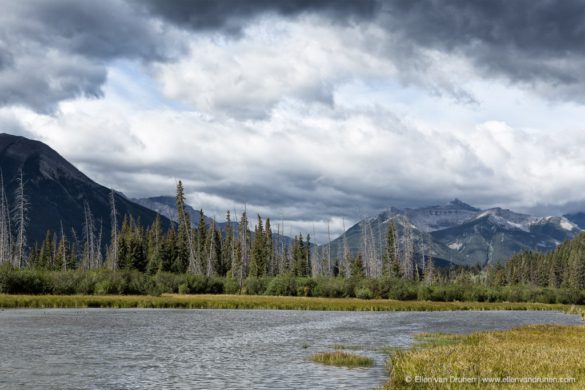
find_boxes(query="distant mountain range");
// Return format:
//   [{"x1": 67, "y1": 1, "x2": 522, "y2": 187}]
[
  {"x1": 0, "y1": 133, "x2": 170, "y2": 245},
  {"x1": 1, "y1": 133, "x2": 582, "y2": 266},
  {"x1": 329, "y1": 199, "x2": 582, "y2": 266}
]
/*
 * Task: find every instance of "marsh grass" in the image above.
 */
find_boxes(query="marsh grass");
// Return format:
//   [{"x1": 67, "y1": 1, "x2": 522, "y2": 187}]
[
  {"x1": 1, "y1": 293, "x2": 583, "y2": 313},
  {"x1": 387, "y1": 325, "x2": 585, "y2": 389},
  {"x1": 310, "y1": 351, "x2": 374, "y2": 367}
]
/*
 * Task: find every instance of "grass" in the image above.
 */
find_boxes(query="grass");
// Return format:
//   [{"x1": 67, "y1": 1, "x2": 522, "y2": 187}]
[
  {"x1": 386, "y1": 325, "x2": 585, "y2": 389},
  {"x1": 310, "y1": 351, "x2": 375, "y2": 367},
  {"x1": 1, "y1": 293, "x2": 584, "y2": 313}
]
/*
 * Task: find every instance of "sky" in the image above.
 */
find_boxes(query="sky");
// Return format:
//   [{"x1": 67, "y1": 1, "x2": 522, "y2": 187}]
[{"x1": 1, "y1": 0, "x2": 585, "y2": 242}]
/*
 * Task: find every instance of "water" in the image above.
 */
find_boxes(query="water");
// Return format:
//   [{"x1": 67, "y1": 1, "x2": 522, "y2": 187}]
[{"x1": 0, "y1": 309, "x2": 581, "y2": 389}]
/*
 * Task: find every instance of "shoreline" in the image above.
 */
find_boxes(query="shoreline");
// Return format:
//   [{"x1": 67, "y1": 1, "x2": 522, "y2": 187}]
[{"x1": 1, "y1": 294, "x2": 584, "y2": 316}]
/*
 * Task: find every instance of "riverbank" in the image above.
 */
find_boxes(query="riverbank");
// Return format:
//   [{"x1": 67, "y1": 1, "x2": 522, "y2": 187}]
[
  {"x1": 386, "y1": 324, "x2": 585, "y2": 389},
  {"x1": 1, "y1": 294, "x2": 584, "y2": 314}
]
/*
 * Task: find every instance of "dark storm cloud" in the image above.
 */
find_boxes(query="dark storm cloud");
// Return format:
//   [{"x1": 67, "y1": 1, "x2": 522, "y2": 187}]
[
  {"x1": 0, "y1": 0, "x2": 178, "y2": 113},
  {"x1": 380, "y1": 0, "x2": 585, "y2": 92},
  {"x1": 3, "y1": 0, "x2": 585, "y2": 112},
  {"x1": 136, "y1": 0, "x2": 380, "y2": 34}
]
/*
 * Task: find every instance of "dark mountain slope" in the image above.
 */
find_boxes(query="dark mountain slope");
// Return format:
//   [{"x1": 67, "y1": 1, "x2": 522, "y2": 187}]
[{"x1": 0, "y1": 133, "x2": 170, "y2": 245}]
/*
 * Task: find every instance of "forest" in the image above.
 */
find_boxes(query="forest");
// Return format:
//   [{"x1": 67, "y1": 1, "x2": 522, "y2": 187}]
[{"x1": 1, "y1": 178, "x2": 585, "y2": 304}]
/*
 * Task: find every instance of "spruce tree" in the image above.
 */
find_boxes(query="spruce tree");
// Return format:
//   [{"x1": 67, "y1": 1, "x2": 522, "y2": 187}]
[
  {"x1": 175, "y1": 181, "x2": 191, "y2": 273},
  {"x1": 249, "y1": 215, "x2": 266, "y2": 277},
  {"x1": 265, "y1": 218, "x2": 274, "y2": 276},
  {"x1": 222, "y1": 211, "x2": 234, "y2": 276}
]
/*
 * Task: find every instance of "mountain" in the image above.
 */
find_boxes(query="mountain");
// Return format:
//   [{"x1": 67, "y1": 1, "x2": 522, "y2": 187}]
[
  {"x1": 328, "y1": 200, "x2": 581, "y2": 266},
  {"x1": 134, "y1": 196, "x2": 216, "y2": 227},
  {"x1": 564, "y1": 212, "x2": 585, "y2": 230},
  {"x1": 0, "y1": 133, "x2": 170, "y2": 245}
]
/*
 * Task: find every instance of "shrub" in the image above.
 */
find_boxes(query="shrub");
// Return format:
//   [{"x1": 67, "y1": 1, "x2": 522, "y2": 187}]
[
  {"x1": 266, "y1": 274, "x2": 297, "y2": 296},
  {"x1": 355, "y1": 287, "x2": 373, "y2": 300},
  {"x1": 244, "y1": 277, "x2": 269, "y2": 295},
  {"x1": 312, "y1": 277, "x2": 345, "y2": 298},
  {"x1": 224, "y1": 277, "x2": 241, "y2": 294},
  {"x1": 178, "y1": 283, "x2": 189, "y2": 295},
  {"x1": 296, "y1": 277, "x2": 317, "y2": 297}
]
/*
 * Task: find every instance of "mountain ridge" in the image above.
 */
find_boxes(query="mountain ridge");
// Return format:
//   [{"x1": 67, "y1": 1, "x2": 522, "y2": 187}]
[{"x1": 0, "y1": 133, "x2": 171, "y2": 246}]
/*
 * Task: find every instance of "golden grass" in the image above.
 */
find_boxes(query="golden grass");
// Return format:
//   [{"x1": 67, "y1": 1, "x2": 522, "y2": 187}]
[
  {"x1": 1, "y1": 293, "x2": 584, "y2": 313},
  {"x1": 386, "y1": 325, "x2": 585, "y2": 389},
  {"x1": 310, "y1": 351, "x2": 375, "y2": 367}
]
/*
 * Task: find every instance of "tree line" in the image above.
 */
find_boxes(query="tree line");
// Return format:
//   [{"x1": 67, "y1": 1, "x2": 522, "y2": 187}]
[
  {"x1": 5, "y1": 173, "x2": 585, "y2": 297},
  {"x1": 0, "y1": 176, "x2": 441, "y2": 285}
]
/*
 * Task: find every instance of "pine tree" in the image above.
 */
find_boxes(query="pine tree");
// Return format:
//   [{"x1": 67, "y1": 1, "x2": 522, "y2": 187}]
[
  {"x1": 197, "y1": 209, "x2": 207, "y2": 274},
  {"x1": 238, "y1": 210, "x2": 250, "y2": 278},
  {"x1": 265, "y1": 218, "x2": 274, "y2": 276},
  {"x1": 146, "y1": 214, "x2": 162, "y2": 274},
  {"x1": 39, "y1": 230, "x2": 54, "y2": 269},
  {"x1": 175, "y1": 181, "x2": 192, "y2": 273},
  {"x1": 206, "y1": 218, "x2": 221, "y2": 276},
  {"x1": 160, "y1": 225, "x2": 177, "y2": 272},
  {"x1": 249, "y1": 214, "x2": 266, "y2": 277},
  {"x1": 222, "y1": 210, "x2": 234, "y2": 276},
  {"x1": 56, "y1": 222, "x2": 70, "y2": 271}
]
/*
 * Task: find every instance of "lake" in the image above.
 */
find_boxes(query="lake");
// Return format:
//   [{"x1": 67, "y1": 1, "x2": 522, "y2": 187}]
[{"x1": 0, "y1": 309, "x2": 582, "y2": 389}]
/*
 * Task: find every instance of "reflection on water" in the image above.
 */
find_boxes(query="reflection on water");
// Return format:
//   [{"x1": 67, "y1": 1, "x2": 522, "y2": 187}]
[{"x1": 0, "y1": 309, "x2": 581, "y2": 389}]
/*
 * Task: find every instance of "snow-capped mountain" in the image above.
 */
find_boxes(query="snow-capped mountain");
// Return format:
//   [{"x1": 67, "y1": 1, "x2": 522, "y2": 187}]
[{"x1": 328, "y1": 199, "x2": 582, "y2": 267}]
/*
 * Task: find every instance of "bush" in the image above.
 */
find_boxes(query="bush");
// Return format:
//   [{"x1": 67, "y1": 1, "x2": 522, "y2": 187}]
[
  {"x1": 355, "y1": 287, "x2": 373, "y2": 300},
  {"x1": 296, "y1": 278, "x2": 317, "y2": 297},
  {"x1": 244, "y1": 277, "x2": 269, "y2": 295},
  {"x1": 178, "y1": 283, "x2": 189, "y2": 295},
  {"x1": 266, "y1": 274, "x2": 297, "y2": 296},
  {"x1": 224, "y1": 277, "x2": 241, "y2": 294},
  {"x1": 312, "y1": 277, "x2": 345, "y2": 298}
]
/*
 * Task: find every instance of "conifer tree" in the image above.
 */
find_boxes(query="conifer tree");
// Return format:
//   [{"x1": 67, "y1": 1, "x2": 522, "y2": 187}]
[
  {"x1": 175, "y1": 181, "x2": 193, "y2": 273},
  {"x1": 146, "y1": 214, "x2": 162, "y2": 274},
  {"x1": 160, "y1": 225, "x2": 177, "y2": 272},
  {"x1": 249, "y1": 214, "x2": 266, "y2": 277},
  {"x1": 197, "y1": 209, "x2": 207, "y2": 273},
  {"x1": 39, "y1": 230, "x2": 54, "y2": 269},
  {"x1": 265, "y1": 218, "x2": 274, "y2": 276},
  {"x1": 238, "y1": 210, "x2": 250, "y2": 278},
  {"x1": 222, "y1": 210, "x2": 234, "y2": 276}
]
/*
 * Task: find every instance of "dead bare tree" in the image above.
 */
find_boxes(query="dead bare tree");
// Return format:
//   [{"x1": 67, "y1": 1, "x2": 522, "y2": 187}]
[
  {"x1": 342, "y1": 218, "x2": 351, "y2": 277},
  {"x1": 13, "y1": 169, "x2": 28, "y2": 268},
  {"x1": 327, "y1": 221, "x2": 332, "y2": 277},
  {"x1": 0, "y1": 171, "x2": 11, "y2": 264},
  {"x1": 110, "y1": 189, "x2": 119, "y2": 270}
]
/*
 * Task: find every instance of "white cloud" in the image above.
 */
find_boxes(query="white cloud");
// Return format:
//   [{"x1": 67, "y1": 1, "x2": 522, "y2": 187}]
[{"x1": 3, "y1": 12, "x2": 585, "y2": 241}]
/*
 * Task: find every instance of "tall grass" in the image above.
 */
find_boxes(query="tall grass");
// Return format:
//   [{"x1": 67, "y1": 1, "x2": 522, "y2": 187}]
[
  {"x1": 310, "y1": 351, "x2": 374, "y2": 367},
  {"x1": 387, "y1": 325, "x2": 585, "y2": 389},
  {"x1": 0, "y1": 293, "x2": 583, "y2": 312}
]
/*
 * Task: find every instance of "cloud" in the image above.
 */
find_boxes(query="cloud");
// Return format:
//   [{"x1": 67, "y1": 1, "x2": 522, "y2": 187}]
[
  {"x1": 0, "y1": 0, "x2": 180, "y2": 113},
  {"x1": 7, "y1": 78, "x2": 585, "y2": 242},
  {"x1": 3, "y1": 0, "x2": 585, "y2": 241},
  {"x1": 136, "y1": 0, "x2": 380, "y2": 35},
  {"x1": 378, "y1": 0, "x2": 585, "y2": 102}
]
